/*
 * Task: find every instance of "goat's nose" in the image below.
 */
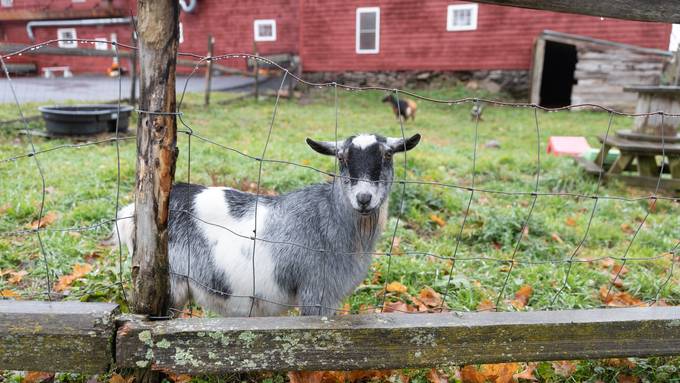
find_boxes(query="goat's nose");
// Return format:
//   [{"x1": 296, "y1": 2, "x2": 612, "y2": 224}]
[{"x1": 357, "y1": 193, "x2": 372, "y2": 207}]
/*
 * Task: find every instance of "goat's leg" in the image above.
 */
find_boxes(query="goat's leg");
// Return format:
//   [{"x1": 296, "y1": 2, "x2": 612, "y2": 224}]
[{"x1": 298, "y1": 284, "x2": 339, "y2": 317}]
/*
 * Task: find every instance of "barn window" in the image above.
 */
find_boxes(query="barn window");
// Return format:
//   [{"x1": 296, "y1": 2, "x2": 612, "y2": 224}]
[
  {"x1": 179, "y1": 22, "x2": 185, "y2": 44},
  {"x1": 94, "y1": 38, "x2": 108, "y2": 50},
  {"x1": 1, "y1": 0, "x2": 13, "y2": 8},
  {"x1": 447, "y1": 3, "x2": 478, "y2": 31},
  {"x1": 356, "y1": 7, "x2": 380, "y2": 54},
  {"x1": 57, "y1": 28, "x2": 78, "y2": 48},
  {"x1": 254, "y1": 19, "x2": 277, "y2": 42}
]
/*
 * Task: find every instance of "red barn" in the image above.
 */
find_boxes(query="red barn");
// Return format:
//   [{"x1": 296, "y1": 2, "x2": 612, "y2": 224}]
[{"x1": 0, "y1": 0, "x2": 672, "y2": 99}]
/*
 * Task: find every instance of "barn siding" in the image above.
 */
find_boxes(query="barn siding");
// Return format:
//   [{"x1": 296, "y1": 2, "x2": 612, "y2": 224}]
[
  {"x1": 300, "y1": 0, "x2": 671, "y2": 72},
  {"x1": 571, "y1": 46, "x2": 668, "y2": 111},
  {"x1": 0, "y1": 0, "x2": 671, "y2": 75}
]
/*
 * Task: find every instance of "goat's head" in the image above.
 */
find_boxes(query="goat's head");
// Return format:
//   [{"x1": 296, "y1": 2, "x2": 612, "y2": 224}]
[
  {"x1": 306, "y1": 133, "x2": 421, "y2": 215},
  {"x1": 381, "y1": 94, "x2": 396, "y2": 104}
]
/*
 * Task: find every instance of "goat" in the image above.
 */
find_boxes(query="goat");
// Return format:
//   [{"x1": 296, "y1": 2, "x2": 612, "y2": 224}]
[
  {"x1": 382, "y1": 94, "x2": 417, "y2": 122},
  {"x1": 114, "y1": 133, "x2": 421, "y2": 317}
]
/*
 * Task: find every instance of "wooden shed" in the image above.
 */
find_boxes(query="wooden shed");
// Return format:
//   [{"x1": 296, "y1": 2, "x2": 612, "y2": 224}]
[{"x1": 530, "y1": 30, "x2": 672, "y2": 111}]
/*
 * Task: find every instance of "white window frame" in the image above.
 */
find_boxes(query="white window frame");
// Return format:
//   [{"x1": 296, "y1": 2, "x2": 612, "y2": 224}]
[
  {"x1": 179, "y1": 22, "x2": 184, "y2": 44},
  {"x1": 447, "y1": 3, "x2": 478, "y2": 31},
  {"x1": 94, "y1": 37, "x2": 108, "y2": 50},
  {"x1": 356, "y1": 7, "x2": 380, "y2": 54},
  {"x1": 1, "y1": 0, "x2": 13, "y2": 8},
  {"x1": 57, "y1": 28, "x2": 78, "y2": 48},
  {"x1": 254, "y1": 19, "x2": 276, "y2": 42}
]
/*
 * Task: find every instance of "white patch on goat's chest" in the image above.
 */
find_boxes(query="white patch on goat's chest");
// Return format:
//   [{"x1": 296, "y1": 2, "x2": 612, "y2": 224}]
[
  {"x1": 352, "y1": 134, "x2": 377, "y2": 149},
  {"x1": 192, "y1": 187, "x2": 291, "y2": 316}
]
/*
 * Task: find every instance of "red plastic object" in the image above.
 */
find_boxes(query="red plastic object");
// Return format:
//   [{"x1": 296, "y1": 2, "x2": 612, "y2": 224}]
[{"x1": 546, "y1": 136, "x2": 591, "y2": 157}]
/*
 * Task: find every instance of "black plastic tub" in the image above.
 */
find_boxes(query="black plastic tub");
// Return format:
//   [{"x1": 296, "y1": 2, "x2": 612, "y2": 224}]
[{"x1": 38, "y1": 105, "x2": 134, "y2": 136}]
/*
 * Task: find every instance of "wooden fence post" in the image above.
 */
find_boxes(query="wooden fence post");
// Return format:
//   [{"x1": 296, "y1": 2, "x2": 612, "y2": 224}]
[
  {"x1": 204, "y1": 35, "x2": 214, "y2": 106},
  {"x1": 133, "y1": 2, "x2": 179, "y2": 381},
  {"x1": 133, "y1": 0, "x2": 178, "y2": 322}
]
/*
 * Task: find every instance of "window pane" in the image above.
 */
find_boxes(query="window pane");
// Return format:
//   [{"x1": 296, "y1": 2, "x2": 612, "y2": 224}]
[
  {"x1": 360, "y1": 12, "x2": 376, "y2": 31},
  {"x1": 259, "y1": 24, "x2": 273, "y2": 37},
  {"x1": 453, "y1": 9, "x2": 471, "y2": 26},
  {"x1": 360, "y1": 31, "x2": 376, "y2": 50}
]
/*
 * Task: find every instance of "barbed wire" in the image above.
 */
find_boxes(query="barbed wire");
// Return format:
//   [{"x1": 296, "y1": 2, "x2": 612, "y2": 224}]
[{"x1": 0, "y1": 38, "x2": 678, "y2": 317}]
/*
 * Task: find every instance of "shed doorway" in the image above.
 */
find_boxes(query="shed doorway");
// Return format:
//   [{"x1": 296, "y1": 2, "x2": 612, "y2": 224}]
[{"x1": 539, "y1": 41, "x2": 577, "y2": 108}]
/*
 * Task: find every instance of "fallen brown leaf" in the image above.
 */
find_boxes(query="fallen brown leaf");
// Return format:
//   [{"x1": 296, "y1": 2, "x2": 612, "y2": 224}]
[
  {"x1": 178, "y1": 307, "x2": 204, "y2": 318},
  {"x1": 109, "y1": 374, "x2": 126, "y2": 383},
  {"x1": 418, "y1": 286, "x2": 443, "y2": 308},
  {"x1": 550, "y1": 232, "x2": 564, "y2": 244},
  {"x1": 620, "y1": 223, "x2": 634, "y2": 235},
  {"x1": 565, "y1": 216, "x2": 578, "y2": 226},
  {"x1": 26, "y1": 211, "x2": 59, "y2": 230},
  {"x1": 386, "y1": 281, "x2": 408, "y2": 294},
  {"x1": 617, "y1": 375, "x2": 639, "y2": 383},
  {"x1": 317, "y1": 370, "x2": 394, "y2": 383},
  {"x1": 24, "y1": 371, "x2": 54, "y2": 383},
  {"x1": 476, "y1": 299, "x2": 496, "y2": 311},
  {"x1": 382, "y1": 300, "x2": 415, "y2": 313},
  {"x1": 612, "y1": 263, "x2": 629, "y2": 276},
  {"x1": 611, "y1": 277, "x2": 625, "y2": 290},
  {"x1": 371, "y1": 269, "x2": 382, "y2": 284},
  {"x1": 54, "y1": 263, "x2": 93, "y2": 292},
  {"x1": 511, "y1": 285, "x2": 533, "y2": 309},
  {"x1": 84, "y1": 251, "x2": 102, "y2": 262},
  {"x1": 344, "y1": 370, "x2": 392, "y2": 382},
  {"x1": 0, "y1": 203, "x2": 10, "y2": 214},
  {"x1": 0, "y1": 289, "x2": 20, "y2": 299},
  {"x1": 604, "y1": 358, "x2": 637, "y2": 369},
  {"x1": 513, "y1": 362, "x2": 538, "y2": 381},
  {"x1": 481, "y1": 363, "x2": 520, "y2": 383},
  {"x1": 460, "y1": 366, "x2": 485, "y2": 383},
  {"x1": 8, "y1": 270, "x2": 28, "y2": 284},
  {"x1": 599, "y1": 286, "x2": 643, "y2": 307},
  {"x1": 289, "y1": 371, "x2": 325, "y2": 383},
  {"x1": 167, "y1": 374, "x2": 192, "y2": 383},
  {"x1": 427, "y1": 368, "x2": 448, "y2": 383},
  {"x1": 430, "y1": 214, "x2": 446, "y2": 228},
  {"x1": 551, "y1": 361, "x2": 577, "y2": 378},
  {"x1": 599, "y1": 258, "x2": 615, "y2": 269}
]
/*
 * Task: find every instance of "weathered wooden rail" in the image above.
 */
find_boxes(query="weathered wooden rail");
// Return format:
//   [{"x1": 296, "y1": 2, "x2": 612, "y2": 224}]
[{"x1": 2, "y1": 301, "x2": 680, "y2": 374}]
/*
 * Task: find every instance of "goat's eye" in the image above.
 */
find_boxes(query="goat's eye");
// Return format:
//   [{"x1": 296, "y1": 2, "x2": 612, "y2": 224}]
[{"x1": 384, "y1": 152, "x2": 393, "y2": 161}]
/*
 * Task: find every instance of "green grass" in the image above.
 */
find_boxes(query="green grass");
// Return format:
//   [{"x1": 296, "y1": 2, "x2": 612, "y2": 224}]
[{"x1": 1, "y1": 86, "x2": 679, "y2": 382}]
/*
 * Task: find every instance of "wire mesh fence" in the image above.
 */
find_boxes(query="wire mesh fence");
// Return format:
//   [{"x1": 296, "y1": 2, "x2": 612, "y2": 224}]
[{"x1": 0, "y1": 38, "x2": 679, "y2": 319}]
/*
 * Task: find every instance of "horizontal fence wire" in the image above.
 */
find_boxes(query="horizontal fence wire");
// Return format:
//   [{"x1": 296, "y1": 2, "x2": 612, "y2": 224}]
[{"x1": 0, "y1": 39, "x2": 679, "y2": 315}]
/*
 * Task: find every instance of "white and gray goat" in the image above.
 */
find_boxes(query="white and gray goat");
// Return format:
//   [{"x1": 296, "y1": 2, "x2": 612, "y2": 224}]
[{"x1": 115, "y1": 133, "x2": 421, "y2": 317}]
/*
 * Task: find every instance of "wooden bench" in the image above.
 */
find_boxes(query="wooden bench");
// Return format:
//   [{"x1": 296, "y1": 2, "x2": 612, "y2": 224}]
[
  {"x1": 42, "y1": 66, "x2": 73, "y2": 78},
  {"x1": 593, "y1": 133, "x2": 680, "y2": 191}
]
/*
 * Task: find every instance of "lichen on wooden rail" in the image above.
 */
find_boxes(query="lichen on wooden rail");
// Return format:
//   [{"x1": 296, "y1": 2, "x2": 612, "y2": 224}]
[
  {"x1": 0, "y1": 301, "x2": 119, "y2": 373},
  {"x1": 116, "y1": 307, "x2": 680, "y2": 374}
]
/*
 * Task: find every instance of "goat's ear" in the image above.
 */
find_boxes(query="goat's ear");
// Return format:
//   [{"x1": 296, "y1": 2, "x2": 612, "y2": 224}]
[
  {"x1": 388, "y1": 133, "x2": 421, "y2": 153},
  {"x1": 306, "y1": 138, "x2": 340, "y2": 156}
]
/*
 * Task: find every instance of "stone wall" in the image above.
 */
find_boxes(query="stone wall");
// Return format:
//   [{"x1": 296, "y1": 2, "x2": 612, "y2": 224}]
[{"x1": 302, "y1": 70, "x2": 530, "y2": 100}]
